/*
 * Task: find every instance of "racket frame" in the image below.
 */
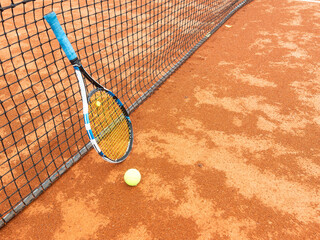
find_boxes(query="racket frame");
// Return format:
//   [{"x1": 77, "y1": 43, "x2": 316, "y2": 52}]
[{"x1": 74, "y1": 61, "x2": 133, "y2": 163}]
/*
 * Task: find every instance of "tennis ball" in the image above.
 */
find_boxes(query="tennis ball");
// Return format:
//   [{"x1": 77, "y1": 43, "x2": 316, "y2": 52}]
[
  {"x1": 124, "y1": 169, "x2": 141, "y2": 186},
  {"x1": 96, "y1": 101, "x2": 101, "y2": 107}
]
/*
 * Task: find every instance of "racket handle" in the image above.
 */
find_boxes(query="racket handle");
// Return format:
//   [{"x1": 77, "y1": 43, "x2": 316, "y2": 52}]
[{"x1": 44, "y1": 12, "x2": 77, "y2": 61}]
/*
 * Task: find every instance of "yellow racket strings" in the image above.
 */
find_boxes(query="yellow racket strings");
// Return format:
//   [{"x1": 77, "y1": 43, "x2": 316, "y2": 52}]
[{"x1": 88, "y1": 90, "x2": 130, "y2": 160}]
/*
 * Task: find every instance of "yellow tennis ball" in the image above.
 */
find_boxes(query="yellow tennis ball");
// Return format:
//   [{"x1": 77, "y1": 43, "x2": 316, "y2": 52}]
[
  {"x1": 96, "y1": 101, "x2": 101, "y2": 107},
  {"x1": 124, "y1": 169, "x2": 141, "y2": 186}
]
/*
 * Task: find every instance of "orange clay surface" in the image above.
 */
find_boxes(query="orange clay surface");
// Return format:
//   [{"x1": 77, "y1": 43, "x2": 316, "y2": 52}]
[{"x1": 1, "y1": 0, "x2": 320, "y2": 239}]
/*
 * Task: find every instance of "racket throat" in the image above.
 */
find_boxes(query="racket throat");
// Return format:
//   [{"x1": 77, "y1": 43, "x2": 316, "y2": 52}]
[{"x1": 70, "y1": 57, "x2": 81, "y2": 67}]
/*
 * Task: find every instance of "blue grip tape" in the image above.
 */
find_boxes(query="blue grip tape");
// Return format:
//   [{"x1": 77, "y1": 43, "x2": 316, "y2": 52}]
[{"x1": 44, "y1": 12, "x2": 77, "y2": 61}]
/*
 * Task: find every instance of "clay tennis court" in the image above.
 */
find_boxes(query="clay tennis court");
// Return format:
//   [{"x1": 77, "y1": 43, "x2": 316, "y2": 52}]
[{"x1": 1, "y1": 0, "x2": 320, "y2": 239}]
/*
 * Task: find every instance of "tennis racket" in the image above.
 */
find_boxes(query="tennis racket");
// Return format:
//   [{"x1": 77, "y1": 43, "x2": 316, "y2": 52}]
[{"x1": 44, "y1": 12, "x2": 133, "y2": 163}]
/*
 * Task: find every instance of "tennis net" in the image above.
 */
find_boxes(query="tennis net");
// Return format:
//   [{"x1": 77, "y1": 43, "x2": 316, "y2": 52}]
[{"x1": 0, "y1": 0, "x2": 252, "y2": 226}]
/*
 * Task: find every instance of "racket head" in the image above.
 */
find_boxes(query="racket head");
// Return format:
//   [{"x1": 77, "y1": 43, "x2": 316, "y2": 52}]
[{"x1": 86, "y1": 88, "x2": 133, "y2": 163}]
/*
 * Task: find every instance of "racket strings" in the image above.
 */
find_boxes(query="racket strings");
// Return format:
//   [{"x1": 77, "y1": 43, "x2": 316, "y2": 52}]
[
  {"x1": 104, "y1": 120, "x2": 129, "y2": 158},
  {"x1": 93, "y1": 98, "x2": 129, "y2": 159},
  {"x1": 88, "y1": 90, "x2": 130, "y2": 160},
  {"x1": 96, "y1": 97, "x2": 129, "y2": 158}
]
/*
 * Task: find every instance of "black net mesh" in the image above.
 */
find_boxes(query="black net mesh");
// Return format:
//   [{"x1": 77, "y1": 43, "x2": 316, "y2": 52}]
[{"x1": 0, "y1": 0, "x2": 252, "y2": 226}]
